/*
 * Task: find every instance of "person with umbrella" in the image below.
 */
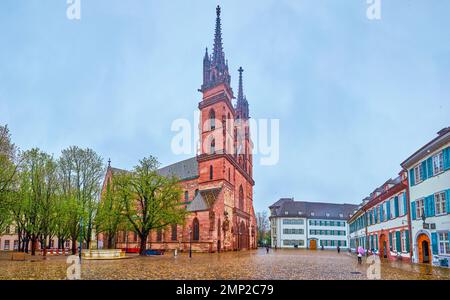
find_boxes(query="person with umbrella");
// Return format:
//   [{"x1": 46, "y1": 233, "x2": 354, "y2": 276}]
[{"x1": 357, "y1": 246, "x2": 365, "y2": 264}]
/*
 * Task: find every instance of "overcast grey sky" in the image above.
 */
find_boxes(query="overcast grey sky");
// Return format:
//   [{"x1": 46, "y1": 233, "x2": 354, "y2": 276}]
[{"x1": 0, "y1": 0, "x2": 449, "y2": 212}]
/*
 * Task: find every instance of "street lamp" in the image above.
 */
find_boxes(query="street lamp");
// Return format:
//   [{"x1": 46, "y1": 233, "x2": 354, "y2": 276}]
[
  {"x1": 79, "y1": 216, "x2": 83, "y2": 263},
  {"x1": 189, "y1": 227, "x2": 192, "y2": 258}
]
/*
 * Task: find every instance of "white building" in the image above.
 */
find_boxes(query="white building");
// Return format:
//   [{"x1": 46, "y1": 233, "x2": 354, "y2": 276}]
[
  {"x1": 269, "y1": 198, "x2": 357, "y2": 249},
  {"x1": 401, "y1": 127, "x2": 450, "y2": 268}
]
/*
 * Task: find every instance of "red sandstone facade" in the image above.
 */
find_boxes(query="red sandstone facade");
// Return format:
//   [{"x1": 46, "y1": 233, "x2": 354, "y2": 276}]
[{"x1": 100, "y1": 6, "x2": 256, "y2": 253}]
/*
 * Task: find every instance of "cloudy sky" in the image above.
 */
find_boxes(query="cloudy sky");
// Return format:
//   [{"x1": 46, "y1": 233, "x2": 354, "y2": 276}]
[{"x1": 0, "y1": 0, "x2": 449, "y2": 213}]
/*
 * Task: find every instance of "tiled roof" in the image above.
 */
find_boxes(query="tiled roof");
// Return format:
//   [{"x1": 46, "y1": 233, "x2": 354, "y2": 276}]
[
  {"x1": 110, "y1": 157, "x2": 199, "y2": 181},
  {"x1": 157, "y1": 157, "x2": 198, "y2": 180},
  {"x1": 269, "y1": 199, "x2": 358, "y2": 220}
]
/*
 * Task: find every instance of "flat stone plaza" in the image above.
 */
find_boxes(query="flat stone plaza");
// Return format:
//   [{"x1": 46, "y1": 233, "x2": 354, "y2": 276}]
[{"x1": 1, "y1": 248, "x2": 449, "y2": 280}]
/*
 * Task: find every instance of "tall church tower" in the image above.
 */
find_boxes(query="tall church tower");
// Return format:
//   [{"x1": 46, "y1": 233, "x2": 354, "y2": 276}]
[{"x1": 197, "y1": 6, "x2": 255, "y2": 251}]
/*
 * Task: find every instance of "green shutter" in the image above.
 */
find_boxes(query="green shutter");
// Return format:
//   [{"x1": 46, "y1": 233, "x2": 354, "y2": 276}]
[
  {"x1": 403, "y1": 192, "x2": 408, "y2": 215},
  {"x1": 421, "y1": 161, "x2": 427, "y2": 180},
  {"x1": 411, "y1": 201, "x2": 417, "y2": 220},
  {"x1": 394, "y1": 196, "x2": 399, "y2": 218},
  {"x1": 409, "y1": 169, "x2": 415, "y2": 186},
  {"x1": 447, "y1": 189, "x2": 450, "y2": 214},
  {"x1": 431, "y1": 232, "x2": 438, "y2": 255},
  {"x1": 396, "y1": 231, "x2": 401, "y2": 252},
  {"x1": 389, "y1": 232, "x2": 393, "y2": 250},
  {"x1": 443, "y1": 147, "x2": 450, "y2": 170},
  {"x1": 405, "y1": 230, "x2": 410, "y2": 253},
  {"x1": 427, "y1": 157, "x2": 433, "y2": 178}
]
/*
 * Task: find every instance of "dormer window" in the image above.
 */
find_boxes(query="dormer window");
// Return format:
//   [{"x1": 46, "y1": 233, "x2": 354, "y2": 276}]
[
  {"x1": 326, "y1": 213, "x2": 330, "y2": 217},
  {"x1": 298, "y1": 211, "x2": 302, "y2": 215},
  {"x1": 285, "y1": 211, "x2": 289, "y2": 215},
  {"x1": 339, "y1": 213, "x2": 343, "y2": 218},
  {"x1": 310, "y1": 212, "x2": 315, "y2": 216}
]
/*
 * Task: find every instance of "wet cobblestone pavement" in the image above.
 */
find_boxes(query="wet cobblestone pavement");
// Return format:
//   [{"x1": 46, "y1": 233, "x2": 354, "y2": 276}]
[{"x1": 1, "y1": 249, "x2": 449, "y2": 280}]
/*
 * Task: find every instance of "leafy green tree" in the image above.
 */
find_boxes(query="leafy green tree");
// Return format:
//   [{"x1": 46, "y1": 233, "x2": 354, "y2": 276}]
[
  {"x1": 17, "y1": 148, "x2": 58, "y2": 255},
  {"x1": 95, "y1": 177, "x2": 127, "y2": 249},
  {"x1": 117, "y1": 156, "x2": 187, "y2": 255},
  {"x1": 58, "y1": 146, "x2": 103, "y2": 254},
  {"x1": 256, "y1": 211, "x2": 270, "y2": 246},
  {"x1": 0, "y1": 125, "x2": 18, "y2": 233}
]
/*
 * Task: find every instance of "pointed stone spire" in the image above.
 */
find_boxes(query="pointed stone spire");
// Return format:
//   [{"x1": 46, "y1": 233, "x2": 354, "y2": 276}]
[
  {"x1": 107, "y1": 158, "x2": 111, "y2": 168},
  {"x1": 237, "y1": 67, "x2": 244, "y2": 104},
  {"x1": 212, "y1": 5, "x2": 224, "y2": 66},
  {"x1": 236, "y1": 67, "x2": 249, "y2": 119},
  {"x1": 200, "y1": 5, "x2": 231, "y2": 92}
]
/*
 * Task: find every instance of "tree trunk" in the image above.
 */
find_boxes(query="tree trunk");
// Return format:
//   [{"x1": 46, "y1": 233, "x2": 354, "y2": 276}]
[
  {"x1": 139, "y1": 233, "x2": 148, "y2": 256},
  {"x1": 108, "y1": 235, "x2": 114, "y2": 249},
  {"x1": 71, "y1": 238, "x2": 77, "y2": 255},
  {"x1": 31, "y1": 235, "x2": 37, "y2": 256}
]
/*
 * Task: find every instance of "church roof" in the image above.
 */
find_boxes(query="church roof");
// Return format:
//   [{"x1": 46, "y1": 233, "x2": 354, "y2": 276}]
[
  {"x1": 110, "y1": 157, "x2": 198, "y2": 181},
  {"x1": 269, "y1": 199, "x2": 358, "y2": 221},
  {"x1": 157, "y1": 157, "x2": 198, "y2": 181}
]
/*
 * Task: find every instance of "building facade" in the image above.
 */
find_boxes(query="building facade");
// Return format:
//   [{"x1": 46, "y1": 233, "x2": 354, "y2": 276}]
[
  {"x1": 0, "y1": 224, "x2": 69, "y2": 251},
  {"x1": 401, "y1": 128, "x2": 450, "y2": 267},
  {"x1": 348, "y1": 173, "x2": 411, "y2": 262},
  {"x1": 102, "y1": 6, "x2": 257, "y2": 253},
  {"x1": 269, "y1": 198, "x2": 357, "y2": 249}
]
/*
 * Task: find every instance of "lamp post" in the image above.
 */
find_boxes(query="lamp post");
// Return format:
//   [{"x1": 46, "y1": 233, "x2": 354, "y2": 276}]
[
  {"x1": 79, "y1": 216, "x2": 83, "y2": 263},
  {"x1": 189, "y1": 227, "x2": 192, "y2": 258}
]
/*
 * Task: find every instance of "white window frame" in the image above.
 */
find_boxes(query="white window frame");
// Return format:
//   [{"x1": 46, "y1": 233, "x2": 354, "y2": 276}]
[
  {"x1": 414, "y1": 164, "x2": 422, "y2": 184},
  {"x1": 432, "y1": 152, "x2": 444, "y2": 175},
  {"x1": 392, "y1": 232, "x2": 397, "y2": 251},
  {"x1": 416, "y1": 199, "x2": 424, "y2": 219},
  {"x1": 401, "y1": 231, "x2": 407, "y2": 253},
  {"x1": 435, "y1": 191, "x2": 447, "y2": 216},
  {"x1": 438, "y1": 232, "x2": 450, "y2": 255}
]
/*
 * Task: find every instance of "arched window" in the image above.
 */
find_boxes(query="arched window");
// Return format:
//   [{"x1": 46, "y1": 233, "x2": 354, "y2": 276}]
[
  {"x1": 195, "y1": 189, "x2": 199, "y2": 197},
  {"x1": 228, "y1": 168, "x2": 230, "y2": 181},
  {"x1": 184, "y1": 191, "x2": 189, "y2": 202},
  {"x1": 209, "y1": 109, "x2": 215, "y2": 130},
  {"x1": 239, "y1": 185, "x2": 244, "y2": 210},
  {"x1": 171, "y1": 224, "x2": 177, "y2": 241},
  {"x1": 192, "y1": 218, "x2": 200, "y2": 241},
  {"x1": 210, "y1": 139, "x2": 215, "y2": 154},
  {"x1": 209, "y1": 165, "x2": 213, "y2": 180}
]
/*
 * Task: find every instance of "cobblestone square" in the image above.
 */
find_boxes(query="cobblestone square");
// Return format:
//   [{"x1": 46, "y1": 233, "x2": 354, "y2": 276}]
[{"x1": 1, "y1": 249, "x2": 449, "y2": 280}]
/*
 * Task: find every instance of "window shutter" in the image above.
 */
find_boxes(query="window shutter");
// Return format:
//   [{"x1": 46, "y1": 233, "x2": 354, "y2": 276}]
[
  {"x1": 389, "y1": 232, "x2": 393, "y2": 249},
  {"x1": 427, "y1": 157, "x2": 433, "y2": 177},
  {"x1": 396, "y1": 231, "x2": 401, "y2": 252},
  {"x1": 380, "y1": 206, "x2": 383, "y2": 222},
  {"x1": 405, "y1": 230, "x2": 410, "y2": 253},
  {"x1": 421, "y1": 161, "x2": 427, "y2": 180},
  {"x1": 375, "y1": 234, "x2": 378, "y2": 250},
  {"x1": 447, "y1": 189, "x2": 450, "y2": 214},
  {"x1": 411, "y1": 201, "x2": 416, "y2": 220},
  {"x1": 394, "y1": 196, "x2": 399, "y2": 218},
  {"x1": 403, "y1": 192, "x2": 408, "y2": 215},
  {"x1": 431, "y1": 232, "x2": 438, "y2": 255},
  {"x1": 427, "y1": 195, "x2": 435, "y2": 217},
  {"x1": 387, "y1": 201, "x2": 391, "y2": 220},
  {"x1": 443, "y1": 147, "x2": 450, "y2": 171},
  {"x1": 409, "y1": 169, "x2": 415, "y2": 186}
]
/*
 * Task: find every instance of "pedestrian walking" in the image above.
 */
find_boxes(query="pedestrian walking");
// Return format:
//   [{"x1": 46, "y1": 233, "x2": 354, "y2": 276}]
[
  {"x1": 357, "y1": 246, "x2": 365, "y2": 264},
  {"x1": 266, "y1": 245, "x2": 269, "y2": 254},
  {"x1": 337, "y1": 246, "x2": 340, "y2": 254}
]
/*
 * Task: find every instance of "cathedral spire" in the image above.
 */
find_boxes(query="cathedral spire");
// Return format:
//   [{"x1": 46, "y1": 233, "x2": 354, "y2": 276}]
[
  {"x1": 212, "y1": 5, "x2": 224, "y2": 66},
  {"x1": 237, "y1": 67, "x2": 244, "y2": 104},
  {"x1": 200, "y1": 5, "x2": 231, "y2": 92},
  {"x1": 236, "y1": 67, "x2": 249, "y2": 119}
]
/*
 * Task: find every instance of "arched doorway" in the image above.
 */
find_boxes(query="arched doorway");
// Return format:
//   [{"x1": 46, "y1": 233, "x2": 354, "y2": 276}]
[
  {"x1": 379, "y1": 234, "x2": 388, "y2": 258},
  {"x1": 417, "y1": 233, "x2": 431, "y2": 264}
]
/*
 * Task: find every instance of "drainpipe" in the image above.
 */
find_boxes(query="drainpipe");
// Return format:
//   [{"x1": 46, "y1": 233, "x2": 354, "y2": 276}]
[{"x1": 404, "y1": 174, "x2": 414, "y2": 262}]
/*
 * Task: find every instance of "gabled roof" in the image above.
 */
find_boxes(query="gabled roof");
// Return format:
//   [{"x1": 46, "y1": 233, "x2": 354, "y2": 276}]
[
  {"x1": 187, "y1": 187, "x2": 221, "y2": 212},
  {"x1": 269, "y1": 198, "x2": 358, "y2": 220}
]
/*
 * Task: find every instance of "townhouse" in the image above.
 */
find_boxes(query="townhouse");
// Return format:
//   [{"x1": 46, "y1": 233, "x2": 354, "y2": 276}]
[{"x1": 401, "y1": 128, "x2": 450, "y2": 267}]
